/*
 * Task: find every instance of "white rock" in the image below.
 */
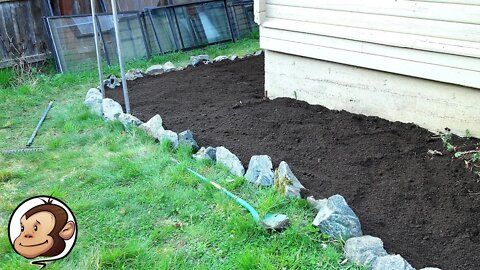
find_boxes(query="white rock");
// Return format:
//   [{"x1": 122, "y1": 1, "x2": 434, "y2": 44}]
[
  {"x1": 118, "y1": 113, "x2": 142, "y2": 128},
  {"x1": 102, "y1": 98, "x2": 123, "y2": 121},
  {"x1": 125, "y1": 69, "x2": 143, "y2": 81},
  {"x1": 229, "y1": 55, "x2": 238, "y2": 61},
  {"x1": 372, "y1": 255, "x2": 415, "y2": 270},
  {"x1": 216, "y1": 146, "x2": 244, "y2": 177},
  {"x1": 163, "y1": 61, "x2": 175, "y2": 72},
  {"x1": 213, "y1": 55, "x2": 228, "y2": 62},
  {"x1": 190, "y1": 55, "x2": 209, "y2": 66},
  {"x1": 274, "y1": 161, "x2": 305, "y2": 197},
  {"x1": 254, "y1": 50, "x2": 263, "y2": 56},
  {"x1": 345, "y1": 236, "x2": 388, "y2": 266},
  {"x1": 285, "y1": 185, "x2": 301, "y2": 198},
  {"x1": 158, "y1": 130, "x2": 179, "y2": 148},
  {"x1": 244, "y1": 155, "x2": 274, "y2": 186},
  {"x1": 84, "y1": 88, "x2": 103, "y2": 116},
  {"x1": 193, "y1": 147, "x2": 216, "y2": 162},
  {"x1": 140, "y1": 114, "x2": 164, "y2": 139},
  {"x1": 146, "y1": 64, "x2": 164, "y2": 75},
  {"x1": 420, "y1": 268, "x2": 442, "y2": 270},
  {"x1": 307, "y1": 196, "x2": 328, "y2": 211}
]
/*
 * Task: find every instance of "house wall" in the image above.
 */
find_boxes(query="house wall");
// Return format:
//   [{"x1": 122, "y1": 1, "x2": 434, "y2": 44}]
[{"x1": 256, "y1": 0, "x2": 480, "y2": 137}]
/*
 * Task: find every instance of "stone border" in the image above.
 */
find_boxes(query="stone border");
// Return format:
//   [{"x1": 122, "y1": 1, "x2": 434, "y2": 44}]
[{"x1": 84, "y1": 52, "x2": 441, "y2": 270}]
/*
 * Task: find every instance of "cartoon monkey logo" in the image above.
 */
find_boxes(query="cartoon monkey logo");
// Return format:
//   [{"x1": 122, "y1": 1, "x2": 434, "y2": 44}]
[{"x1": 8, "y1": 196, "x2": 77, "y2": 269}]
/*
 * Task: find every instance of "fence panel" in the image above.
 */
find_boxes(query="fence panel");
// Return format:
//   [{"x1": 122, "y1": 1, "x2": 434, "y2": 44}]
[
  {"x1": 170, "y1": 1, "x2": 233, "y2": 49},
  {"x1": 44, "y1": 0, "x2": 255, "y2": 72},
  {"x1": 0, "y1": 0, "x2": 48, "y2": 68},
  {"x1": 228, "y1": 1, "x2": 257, "y2": 39},
  {"x1": 97, "y1": 13, "x2": 149, "y2": 65},
  {"x1": 46, "y1": 16, "x2": 107, "y2": 73}
]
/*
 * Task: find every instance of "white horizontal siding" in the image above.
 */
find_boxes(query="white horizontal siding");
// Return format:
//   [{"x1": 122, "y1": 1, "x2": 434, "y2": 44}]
[
  {"x1": 256, "y1": 0, "x2": 480, "y2": 88},
  {"x1": 265, "y1": 4, "x2": 480, "y2": 42},
  {"x1": 268, "y1": 0, "x2": 480, "y2": 24},
  {"x1": 404, "y1": 0, "x2": 480, "y2": 5},
  {"x1": 261, "y1": 28, "x2": 480, "y2": 88},
  {"x1": 261, "y1": 19, "x2": 480, "y2": 58}
]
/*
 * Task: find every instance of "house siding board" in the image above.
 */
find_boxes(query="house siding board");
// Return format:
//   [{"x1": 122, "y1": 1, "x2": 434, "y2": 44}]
[{"x1": 257, "y1": 0, "x2": 480, "y2": 89}]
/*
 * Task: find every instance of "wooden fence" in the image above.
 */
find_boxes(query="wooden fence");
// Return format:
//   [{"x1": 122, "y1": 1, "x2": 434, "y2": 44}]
[{"x1": 0, "y1": 0, "x2": 49, "y2": 68}]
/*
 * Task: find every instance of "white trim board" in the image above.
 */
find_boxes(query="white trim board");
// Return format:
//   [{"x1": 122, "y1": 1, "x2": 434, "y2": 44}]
[{"x1": 260, "y1": 26, "x2": 480, "y2": 89}]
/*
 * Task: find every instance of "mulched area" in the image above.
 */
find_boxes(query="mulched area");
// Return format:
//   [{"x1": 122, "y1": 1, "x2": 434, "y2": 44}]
[{"x1": 107, "y1": 55, "x2": 480, "y2": 270}]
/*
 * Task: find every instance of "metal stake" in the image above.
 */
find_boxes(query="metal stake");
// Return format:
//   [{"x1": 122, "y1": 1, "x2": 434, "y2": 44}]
[
  {"x1": 111, "y1": 0, "x2": 131, "y2": 114},
  {"x1": 91, "y1": 0, "x2": 105, "y2": 98}
]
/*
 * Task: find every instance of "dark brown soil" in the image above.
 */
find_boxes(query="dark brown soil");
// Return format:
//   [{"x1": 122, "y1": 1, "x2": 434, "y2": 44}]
[{"x1": 107, "y1": 55, "x2": 480, "y2": 270}]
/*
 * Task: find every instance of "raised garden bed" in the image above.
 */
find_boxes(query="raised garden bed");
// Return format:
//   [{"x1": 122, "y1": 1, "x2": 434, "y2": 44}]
[{"x1": 107, "y1": 55, "x2": 480, "y2": 270}]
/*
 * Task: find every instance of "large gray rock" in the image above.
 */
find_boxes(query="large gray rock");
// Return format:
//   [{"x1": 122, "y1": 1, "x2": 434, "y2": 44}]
[
  {"x1": 372, "y1": 255, "x2": 415, "y2": 270},
  {"x1": 158, "y1": 130, "x2": 178, "y2": 148},
  {"x1": 216, "y1": 146, "x2": 244, "y2": 177},
  {"x1": 190, "y1": 55, "x2": 209, "y2": 66},
  {"x1": 102, "y1": 98, "x2": 123, "y2": 121},
  {"x1": 84, "y1": 88, "x2": 103, "y2": 116},
  {"x1": 118, "y1": 113, "x2": 142, "y2": 128},
  {"x1": 274, "y1": 161, "x2": 305, "y2": 197},
  {"x1": 140, "y1": 114, "x2": 164, "y2": 139},
  {"x1": 213, "y1": 55, "x2": 228, "y2": 62},
  {"x1": 193, "y1": 147, "x2": 216, "y2": 162},
  {"x1": 125, "y1": 69, "x2": 143, "y2": 81},
  {"x1": 163, "y1": 61, "x2": 175, "y2": 72},
  {"x1": 244, "y1": 155, "x2": 274, "y2": 186},
  {"x1": 146, "y1": 64, "x2": 164, "y2": 75},
  {"x1": 312, "y1": 194, "x2": 362, "y2": 240},
  {"x1": 345, "y1": 236, "x2": 388, "y2": 266},
  {"x1": 179, "y1": 130, "x2": 200, "y2": 152}
]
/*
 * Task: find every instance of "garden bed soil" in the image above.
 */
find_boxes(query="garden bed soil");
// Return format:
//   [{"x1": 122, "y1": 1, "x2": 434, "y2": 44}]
[{"x1": 107, "y1": 55, "x2": 480, "y2": 270}]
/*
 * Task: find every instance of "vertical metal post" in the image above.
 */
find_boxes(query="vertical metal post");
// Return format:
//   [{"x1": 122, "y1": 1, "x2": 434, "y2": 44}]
[
  {"x1": 223, "y1": 0, "x2": 235, "y2": 42},
  {"x1": 172, "y1": 8, "x2": 185, "y2": 49},
  {"x1": 111, "y1": 0, "x2": 131, "y2": 114},
  {"x1": 45, "y1": 18, "x2": 64, "y2": 73},
  {"x1": 96, "y1": 15, "x2": 111, "y2": 65},
  {"x1": 91, "y1": 0, "x2": 105, "y2": 97},
  {"x1": 148, "y1": 9, "x2": 165, "y2": 54},
  {"x1": 166, "y1": 8, "x2": 181, "y2": 51}
]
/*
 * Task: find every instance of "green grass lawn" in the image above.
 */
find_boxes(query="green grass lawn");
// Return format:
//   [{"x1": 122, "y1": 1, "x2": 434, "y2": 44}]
[{"x1": 0, "y1": 36, "x2": 363, "y2": 270}]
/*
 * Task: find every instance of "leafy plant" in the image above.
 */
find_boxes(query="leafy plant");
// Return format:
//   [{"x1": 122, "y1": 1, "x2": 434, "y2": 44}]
[
  {"x1": 472, "y1": 153, "x2": 480, "y2": 163},
  {"x1": 440, "y1": 132, "x2": 454, "y2": 152}
]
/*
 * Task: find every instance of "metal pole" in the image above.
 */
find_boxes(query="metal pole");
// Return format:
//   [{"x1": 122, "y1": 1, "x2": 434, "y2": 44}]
[
  {"x1": 91, "y1": 0, "x2": 105, "y2": 98},
  {"x1": 26, "y1": 101, "x2": 54, "y2": 147},
  {"x1": 111, "y1": 0, "x2": 131, "y2": 114}
]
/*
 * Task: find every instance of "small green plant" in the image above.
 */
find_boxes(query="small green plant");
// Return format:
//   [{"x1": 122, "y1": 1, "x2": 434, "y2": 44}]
[
  {"x1": 466, "y1": 129, "x2": 471, "y2": 140},
  {"x1": 440, "y1": 132, "x2": 454, "y2": 152},
  {"x1": 472, "y1": 152, "x2": 480, "y2": 162},
  {"x1": 293, "y1": 90, "x2": 298, "y2": 100}
]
